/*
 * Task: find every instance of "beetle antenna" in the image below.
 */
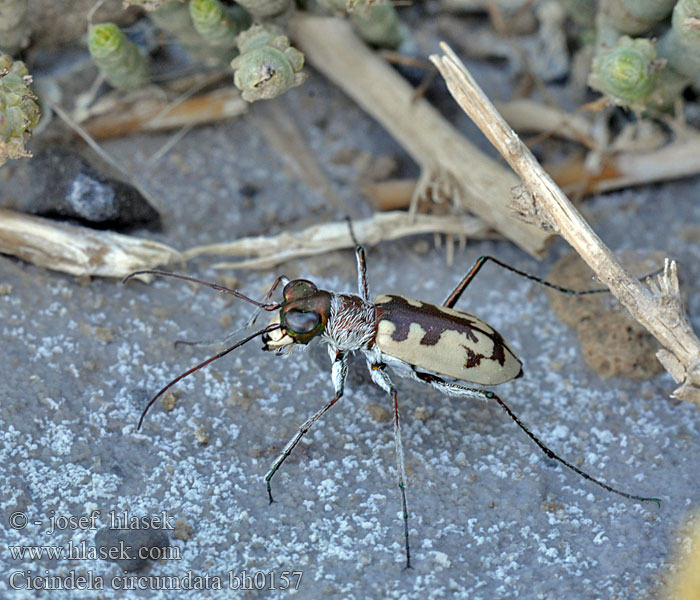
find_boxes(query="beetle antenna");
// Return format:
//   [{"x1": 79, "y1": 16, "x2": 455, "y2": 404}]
[
  {"x1": 123, "y1": 270, "x2": 281, "y2": 311},
  {"x1": 485, "y1": 390, "x2": 661, "y2": 507},
  {"x1": 243, "y1": 275, "x2": 289, "y2": 330},
  {"x1": 137, "y1": 323, "x2": 281, "y2": 430},
  {"x1": 173, "y1": 275, "x2": 289, "y2": 348}
]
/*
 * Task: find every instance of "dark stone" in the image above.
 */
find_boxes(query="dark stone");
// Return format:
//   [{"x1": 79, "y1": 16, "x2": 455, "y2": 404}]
[{"x1": 17, "y1": 148, "x2": 161, "y2": 231}]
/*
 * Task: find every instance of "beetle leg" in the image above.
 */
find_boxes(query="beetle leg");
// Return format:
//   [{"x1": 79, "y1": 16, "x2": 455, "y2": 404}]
[
  {"x1": 346, "y1": 216, "x2": 370, "y2": 301},
  {"x1": 367, "y1": 362, "x2": 412, "y2": 569},
  {"x1": 443, "y1": 255, "x2": 582, "y2": 308},
  {"x1": 244, "y1": 275, "x2": 289, "y2": 330},
  {"x1": 265, "y1": 352, "x2": 347, "y2": 504},
  {"x1": 443, "y1": 256, "x2": 664, "y2": 309},
  {"x1": 356, "y1": 245, "x2": 370, "y2": 302},
  {"x1": 422, "y1": 376, "x2": 661, "y2": 506}
]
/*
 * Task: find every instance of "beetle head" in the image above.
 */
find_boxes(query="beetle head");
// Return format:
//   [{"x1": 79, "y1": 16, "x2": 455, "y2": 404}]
[{"x1": 262, "y1": 279, "x2": 331, "y2": 352}]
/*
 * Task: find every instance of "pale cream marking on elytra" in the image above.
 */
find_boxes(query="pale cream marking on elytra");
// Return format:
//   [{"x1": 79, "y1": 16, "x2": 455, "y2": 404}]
[
  {"x1": 375, "y1": 294, "x2": 424, "y2": 309},
  {"x1": 376, "y1": 295, "x2": 497, "y2": 336},
  {"x1": 376, "y1": 319, "x2": 520, "y2": 385}
]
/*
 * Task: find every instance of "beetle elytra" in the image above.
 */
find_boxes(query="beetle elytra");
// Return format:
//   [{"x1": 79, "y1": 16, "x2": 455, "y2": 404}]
[{"x1": 124, "y1": 243, "x2": 660, "y2": 569}]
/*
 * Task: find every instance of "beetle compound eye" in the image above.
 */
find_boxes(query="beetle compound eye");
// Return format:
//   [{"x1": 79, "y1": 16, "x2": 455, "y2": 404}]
[
  {"x1": 283, "y1": 279, "x2": 318, "y2": 302},
  {"x1": 284, "y1": 310, "x2": 320, "y2": 334}
]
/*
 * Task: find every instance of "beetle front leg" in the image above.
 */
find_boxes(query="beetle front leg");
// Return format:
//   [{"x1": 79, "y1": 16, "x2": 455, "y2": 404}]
[
  {"x1": 345, "y1": 217, "x2": 370, "y2": 302},
  {"x1": 244, "y1": 275, "x2": 289, "y2": 330},
  {"x1": 366, "y1": 362, "x2": 412, "y2": 569},
  {"x1": 265, "y1": 351, "x2": 347, "y2": 503},
  {"x1": 355, "y1": 245, "x2": 369, "y2": 302}
]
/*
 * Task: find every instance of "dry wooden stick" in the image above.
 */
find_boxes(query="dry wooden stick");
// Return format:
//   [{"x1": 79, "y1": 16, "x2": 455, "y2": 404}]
[
  {"x1": 288, "y1": 14, "x2": 550, "y2": 259},
  {"x1": 77, "y1": 86, "x2": 248, "y2": 140},
  {"x1": 493, "y1": 99, "x2": 595, "y2": 147},
  {"x1": 551, "y1": 132, "x2": 700, "y2": 194},
  {"x1": 0, "y1": 209, "x2": 181, "y2": 279},
  {"x1": 430, "y1": 42, "x2": 700, "y2": 405},
  {"x1": 182, "y1": 211, "x2": 495, "y2": 269}
]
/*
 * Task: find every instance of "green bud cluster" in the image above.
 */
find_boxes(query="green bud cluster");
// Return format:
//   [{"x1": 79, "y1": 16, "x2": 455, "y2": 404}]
[
  {"x1": 231, "y1": 24, "x2": 306, "y2": 102},
  {"x1": 88, "y1": 23, "x2": 149, "y2": 91},
  {"x1": 120, "y1": 0, "x2": 409, "y2": 101},
  {"x1": 588, "y1": 37, "x2": 661, "y2": 111},
  {"x1": 189, "y1": 0, "x2": 250, "y2": 48},
  {"x1": 0, "y1": 54, "x2": 40, "y2": 166},
  {"x1": 0, "y1": 54, "x2": 39, "y2": 166},
  {"x1": 570, "y1": 0, "x2": 700, "y2": 112}
]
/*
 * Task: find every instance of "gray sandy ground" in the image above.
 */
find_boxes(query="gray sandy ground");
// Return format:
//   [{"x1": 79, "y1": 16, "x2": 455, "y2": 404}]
[{"x1": 2, "y1": 59, "x2": 700, "y2": 600}]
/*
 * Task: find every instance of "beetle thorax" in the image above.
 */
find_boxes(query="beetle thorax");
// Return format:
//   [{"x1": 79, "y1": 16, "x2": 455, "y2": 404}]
[{"x1": 322, "y1": 293, "x2": 377, "y2": 352}]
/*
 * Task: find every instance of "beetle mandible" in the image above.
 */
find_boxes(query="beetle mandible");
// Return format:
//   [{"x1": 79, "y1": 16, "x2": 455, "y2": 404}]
[{"x1": 125, "y1": 240, "x2": 660, "y2": 569}]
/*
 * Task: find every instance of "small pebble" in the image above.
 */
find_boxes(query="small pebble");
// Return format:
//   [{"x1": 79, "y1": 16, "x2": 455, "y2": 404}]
[
  {"x1": 194, "y1": 425, "x2": 210, "y2": 445},
  {"x1": 367, "y1": 403, "x2": 391, "y2": 423},
  {"x1": 161, "y1": 390, "x2": 179, "y2": 413},
  {"x1": 414, "y1": 406, "x2": 431, "y2": 421},
  {"x1": 173, "y1": 517, "x2": 194, "y2": 541}
]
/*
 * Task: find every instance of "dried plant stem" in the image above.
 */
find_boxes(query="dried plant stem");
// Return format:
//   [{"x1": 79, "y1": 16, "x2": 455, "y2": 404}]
[
  {"x1": 430, "y1": 42, "x2": 700, "y2": 404},
  {"x1": 288, "y1": 14, "x2": 550, "y2": 259},
  {"x1": 551, "y1": 133, "x2": 700, "y2": 194},
  {"x1": 78, "y1": 86, "x2": 247, "y2": 139},
  {"x1": 0, "y1": 209, "x2": 181, "y2": 279},
  {"x1": 493, "y1": 99, "x2": 595, "y2": 147},
  {"x1": 182, "y1": 212, "x2": 494, "y2": 269}
]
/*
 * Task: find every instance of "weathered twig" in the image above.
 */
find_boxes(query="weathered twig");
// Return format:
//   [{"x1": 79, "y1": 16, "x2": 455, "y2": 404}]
[
  {"x1": 494, "y1": 99, "x2": 595, "y2": 147},
  {"x1": 75, "y1": 85, "x2": 247, "y2": 139},
  {"x1": 288, "y1": 14, "x2": 550, "y2": 259},
  {"x1": 551, "y1": 132, "x2": 700, "y2": 194},
  {"x1": 0, "y1": 209, "x2": 181, "y2": 279},
  {"x1": 183, "y1": 211, "x2": 495, "y2": 269},
  {"x1": 430, "y1": 42, "x2": 700, "y2": 405}
]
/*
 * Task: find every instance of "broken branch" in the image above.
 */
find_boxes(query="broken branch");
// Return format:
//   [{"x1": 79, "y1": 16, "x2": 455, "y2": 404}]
[
  {"x1": 0, "y1": 209, "x2": 181, "y2": 279},
  {"x1": 430, "y1": 42, "x2": 700, "y2": 405}
]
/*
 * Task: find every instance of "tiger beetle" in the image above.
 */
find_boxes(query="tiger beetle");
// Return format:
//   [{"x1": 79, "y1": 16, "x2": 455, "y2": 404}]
[{"x1": 124, "y1": 238, "x2": 661, "y2": 569}]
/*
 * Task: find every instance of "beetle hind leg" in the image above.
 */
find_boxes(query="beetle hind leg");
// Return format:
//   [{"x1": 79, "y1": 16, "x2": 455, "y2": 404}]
[
  {"x1": 442, "y1": 255, "x2": 665, "y2": 309},
  {"x1": 423, "y1": 377, "x2": 661, "y2": 506}
]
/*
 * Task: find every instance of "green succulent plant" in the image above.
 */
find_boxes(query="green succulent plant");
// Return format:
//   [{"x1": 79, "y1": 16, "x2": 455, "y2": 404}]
[
  {"x1": 0, "y1": 54, "x2": 40, "y2": 166},
  {"x1": 88, "y1": 23, "x2": 149, "y2": 90},
  {"x1": 231, "y1": 24, "x2": 307, "y2": 102}
]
